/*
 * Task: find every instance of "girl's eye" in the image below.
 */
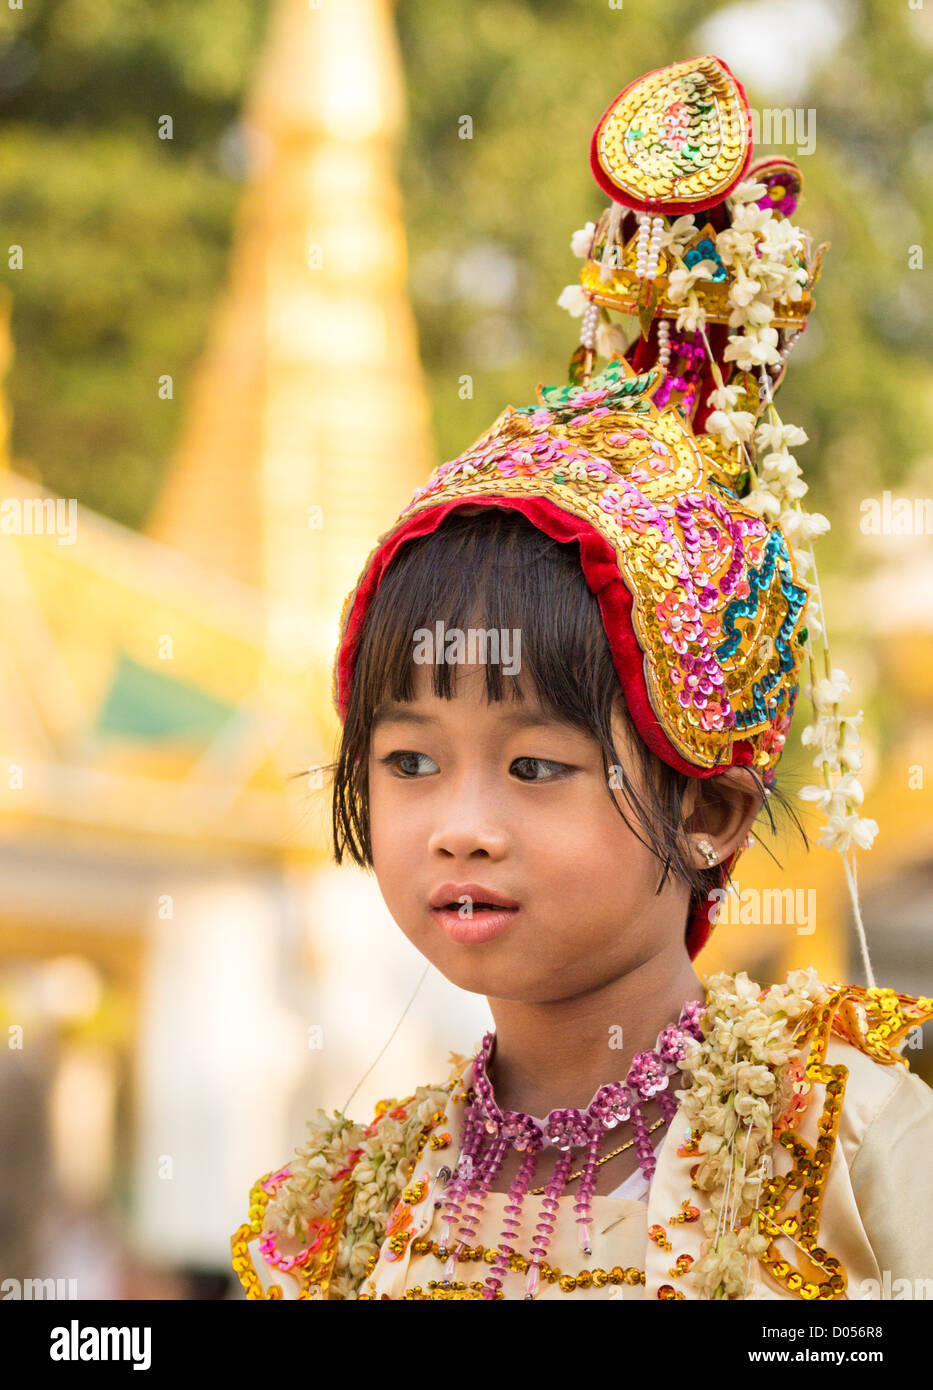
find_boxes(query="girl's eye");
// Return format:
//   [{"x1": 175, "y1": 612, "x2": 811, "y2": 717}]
[
  {"x1": 378, "y1": 752, "x2": 569, "y2": 781},
  {"x1": 380, "y1": 751, "x2": 438, "y2": 778},
  {"x1": 510, "y1": 757, "x2": 569, "y2": 782}
]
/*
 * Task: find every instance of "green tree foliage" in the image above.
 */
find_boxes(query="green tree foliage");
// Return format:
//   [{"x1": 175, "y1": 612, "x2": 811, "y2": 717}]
[
  {"x1": 0, "y1": 0, "x2": 270, "y2": 526},
  {"x1": 1, "y1": 0, "x2": 930, "y2": 563}
]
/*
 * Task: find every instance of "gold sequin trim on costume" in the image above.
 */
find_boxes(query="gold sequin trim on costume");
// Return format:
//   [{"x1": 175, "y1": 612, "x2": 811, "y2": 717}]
[
  {"x1": 735, "y1": 984, "x2": 933, "y2": 1301},
  {"x1": 356, "y1": 1235, "x2": 645, "y2": 1300}
]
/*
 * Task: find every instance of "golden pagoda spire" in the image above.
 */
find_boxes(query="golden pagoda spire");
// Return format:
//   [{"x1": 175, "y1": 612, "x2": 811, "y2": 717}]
[{"x1": 147, "y1": 0, "x2": 432, "y2": 697}]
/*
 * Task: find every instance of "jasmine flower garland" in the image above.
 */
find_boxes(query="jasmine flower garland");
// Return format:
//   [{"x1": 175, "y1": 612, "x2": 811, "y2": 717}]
[
  {"x1": 674, "y1": 968, "x2": 830, "y2": 1300},
  {"x1": 262, "y1": 1062, "x2": 462, "y2": 1299}
]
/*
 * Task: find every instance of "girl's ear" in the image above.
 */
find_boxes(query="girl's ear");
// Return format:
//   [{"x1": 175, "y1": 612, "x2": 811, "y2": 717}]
[{"x1": 682, "y1": 768, "x2": 763, "y2": 866}]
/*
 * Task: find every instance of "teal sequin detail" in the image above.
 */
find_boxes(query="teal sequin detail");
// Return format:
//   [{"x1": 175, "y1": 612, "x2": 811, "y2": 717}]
[
  {"x1": 717, "y1": 531, "x2": 807, "y2": 729},
  {"x1": 684, "y1": 237, "x2": 727, "y2": 283}
]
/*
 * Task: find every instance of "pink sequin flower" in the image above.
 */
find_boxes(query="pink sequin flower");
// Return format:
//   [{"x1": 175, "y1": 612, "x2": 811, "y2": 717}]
[
  {"x1": 627, "y1": 1050, "x2": 671, "y2": 1100},
  {"x1": 569, "y1": 387, "x2": 611, "y2": 408},
  {"x1": 656, "y1": 592, "x2": 705, "y2": 656}
]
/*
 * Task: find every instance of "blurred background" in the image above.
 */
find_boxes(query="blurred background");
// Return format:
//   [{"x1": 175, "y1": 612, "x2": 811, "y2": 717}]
[{"x1": 0, "y1": 0, "x2": 931, "y2": 1299}]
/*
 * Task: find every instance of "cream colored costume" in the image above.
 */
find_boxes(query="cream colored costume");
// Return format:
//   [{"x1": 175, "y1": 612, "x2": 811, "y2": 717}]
[{"x1": 231, "y1": 975, "x2": 933, "y2": 1301}]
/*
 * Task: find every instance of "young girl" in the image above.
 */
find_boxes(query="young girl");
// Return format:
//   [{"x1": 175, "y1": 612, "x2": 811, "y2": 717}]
[{"x1": 231, "y1": 54, "x2": 933, "y2": 1302}]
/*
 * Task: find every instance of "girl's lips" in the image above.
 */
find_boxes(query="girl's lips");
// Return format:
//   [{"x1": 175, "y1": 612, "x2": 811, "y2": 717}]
[{"x1": 430, "y1": 904, "x2": 520, "y2": 944}]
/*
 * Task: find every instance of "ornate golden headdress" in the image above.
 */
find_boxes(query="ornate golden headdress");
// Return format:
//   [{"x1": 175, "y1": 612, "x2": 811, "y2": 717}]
[{"x1": 333, "y1": 55, "x2": 877, "y2": 969}]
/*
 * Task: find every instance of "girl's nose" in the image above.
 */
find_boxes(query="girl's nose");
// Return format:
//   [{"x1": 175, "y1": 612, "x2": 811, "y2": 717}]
[{"x1": 427, "y1": 787, "x2": 509, "y2": 860}]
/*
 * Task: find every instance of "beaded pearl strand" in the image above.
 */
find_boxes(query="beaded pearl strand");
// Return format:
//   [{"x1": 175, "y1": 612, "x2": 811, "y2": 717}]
[{"x1": 635, "y1": 212, "x2": 665, "y2": 281}]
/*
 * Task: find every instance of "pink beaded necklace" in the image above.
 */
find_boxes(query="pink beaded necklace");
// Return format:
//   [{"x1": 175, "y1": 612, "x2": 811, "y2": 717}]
[{"x1": 437, "y1": 999, "x2": 706, "y2": 1301}]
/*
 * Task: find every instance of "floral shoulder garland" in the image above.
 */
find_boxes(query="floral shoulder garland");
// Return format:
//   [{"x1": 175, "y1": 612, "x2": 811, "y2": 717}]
[
  {"x1": 673, "y1": 966, "x2": 832, "y2": 1300},
  {"x1": 259, "y1": 1053, "x2": 468, "y2": 1300}
]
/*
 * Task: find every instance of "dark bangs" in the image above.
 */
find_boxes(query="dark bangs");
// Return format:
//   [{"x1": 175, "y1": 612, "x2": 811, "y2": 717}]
[{"x1": 330, "y1": 506, "x2": 798, "y2": 917}]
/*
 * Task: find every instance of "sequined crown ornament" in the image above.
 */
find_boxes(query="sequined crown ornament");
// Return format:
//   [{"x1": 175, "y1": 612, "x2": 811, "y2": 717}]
[{"x1": 333, "y1": 55, "x2": 879, "y2": 973}]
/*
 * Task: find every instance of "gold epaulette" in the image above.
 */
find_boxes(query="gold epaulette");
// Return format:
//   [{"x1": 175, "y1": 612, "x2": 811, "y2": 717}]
[
  {"x1": 745, "y1": 981, "x2": 933, "y2": 1301},
  {"x1": 826, "y1": 984, "x2": 933, "y2": 1067}
]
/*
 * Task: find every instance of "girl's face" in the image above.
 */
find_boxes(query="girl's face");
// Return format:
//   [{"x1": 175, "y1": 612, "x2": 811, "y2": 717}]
[{"x1": 368, "y1": 661, "x2": 693, "y2": 1003}]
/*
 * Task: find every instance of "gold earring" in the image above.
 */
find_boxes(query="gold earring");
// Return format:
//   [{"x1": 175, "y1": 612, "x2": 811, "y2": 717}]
[{"x1": 696, "y1": 838, "x2": 718, "y2": 868}]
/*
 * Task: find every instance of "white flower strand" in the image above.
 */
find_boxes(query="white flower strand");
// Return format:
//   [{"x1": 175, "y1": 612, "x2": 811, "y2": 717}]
[
  {"x1": 580, "y1": 300, "x2": 600, "y2": 351},
  {"x1": 560, "y1": 182, "x2": 878, "y2": 983},
  {"x1": 757, "y1": 379, "x2": 879, "y2": 867},
  {"x1": 701, "y1": 189, "x2": 876, "y2": 826},
  {"x1": 678, "y1": 968, "x2": 832, "y2": 1299},
  {"x1": 656, "y1": 317, "x2": 670, "y2": 369},
  {"x1": 646, "y1": 215, "x2": 664, "y2": 280},
  {"x1": 700, "y1": 184, "x2": 878, "y2": 984}
]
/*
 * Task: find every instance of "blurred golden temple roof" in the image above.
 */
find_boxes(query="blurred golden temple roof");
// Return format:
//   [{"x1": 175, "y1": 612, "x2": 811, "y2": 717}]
[{"x1": 0, "y1": 0, "x2": 431, "y2": 860}]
